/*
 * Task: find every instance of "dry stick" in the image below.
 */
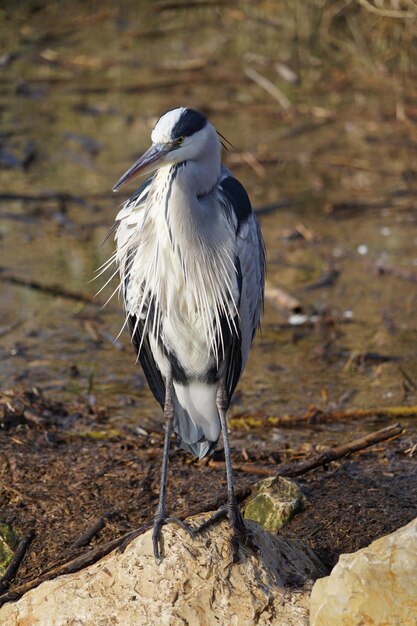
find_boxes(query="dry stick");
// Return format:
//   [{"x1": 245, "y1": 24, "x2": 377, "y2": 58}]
[
  {"x1": 373, "y1": 262, "x2": 417, "y2": 284},
  {"x1": 254, "y1": 198, "x2": 303, "y2": 216},
  {"x1": 356, "y1": 0, "x2": 416, "y2": 19},
  {"x1": 71, "y1": 512, "x2": 112, "y2": 549},
  {"x1": 0, "y1": 271, "x2": 98, "y2": 305},
  {"x1": 0, "y1": 531, "x2": 34, "y2": 595},
  {"x1": 210, "y1": 424, "x2": 404, "y2": 478},
  {"x1": 278, "y1": 423, "x2": 403, "y2": 478},
  {"x1": 244, "y1": 67, "x2": 292, "y2": 110},
  {"x1": 209, "y1": 461, "x2": 277, "y2": 477},
  {"x1": 264, "y1": 283, "x2": 302, "y2": 314},
  {"x1": 229, "y1": 404, "x2": 417, "y2": 431}
]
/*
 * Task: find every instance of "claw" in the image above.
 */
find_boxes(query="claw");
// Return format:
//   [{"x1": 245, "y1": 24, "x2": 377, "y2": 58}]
[
  {"x1": 195, "y1": 498, "x2": 246, "y2": 562},
  {"x1": 152, "y1": 514, "x2": 195, "y2": 561}
]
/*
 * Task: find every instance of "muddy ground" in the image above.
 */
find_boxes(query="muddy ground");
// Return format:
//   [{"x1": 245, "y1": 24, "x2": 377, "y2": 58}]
[{"x1": 1, "y1": 387, "x2": 416, "y2": 601}]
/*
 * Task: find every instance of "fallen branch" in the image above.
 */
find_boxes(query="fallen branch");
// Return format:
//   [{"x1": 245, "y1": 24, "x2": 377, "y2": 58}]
[
  {"x1": 0, "y1": 192, "x2": 96, "y2": 210},
  {"x1": 71, "y1": 512, "x2": 112, "y2": 549},
  {"x1": 278, "y1": 423, "x2": 403, "y2": 478},
  {"x1": 298, "y1": 267, "x2": 340, "y2": 292},
  {"x1": 209, "y1": 424, "x2": 403, "y2": 479},
  {"x1": 0, "y1": 531, "x2": 34, "y2": 595},
  {"x1": 264, "y1": 283, "x2": 302, "y2": 314},
  {"x1": 229, "y1": 404, "x2": 417, "y2": 431},
  {"x1": 373, "y1": 262, "x2": 417, "y2": 284},
  {"x1": 356, "y1": 0, "x2": 416, "y2": 19},
  {"x1": 254, "y1": 198, "x2": 303, "y2": 215},
  {"x1": 209, "y1": 461, "x2": 276, "y2": 476},
  {"x1": 0, "y1": 270, "x2": 98, "y2": 305},
  {"x1": 244, "y1": 67, "x2": 291, "y2": 110}
]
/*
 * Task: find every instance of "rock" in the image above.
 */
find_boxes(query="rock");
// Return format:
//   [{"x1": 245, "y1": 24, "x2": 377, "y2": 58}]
[
  {"x1": 244, "y1": 476, "x2": 303, "y2": 532},
  {"x1": 1, "y1": 515, "x2": 327, "y2": 626},
  {"x1": 310, "y1": 516, "x2": 417, "y2": 626}
]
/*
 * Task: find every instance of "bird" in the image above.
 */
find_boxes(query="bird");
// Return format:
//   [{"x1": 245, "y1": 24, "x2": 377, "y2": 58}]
[{"x1": 110, "y1": 107, "x2": 265, "y2": 560}]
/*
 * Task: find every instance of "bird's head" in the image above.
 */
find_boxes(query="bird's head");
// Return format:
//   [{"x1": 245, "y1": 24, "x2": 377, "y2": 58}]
[{"x1": 113, "y1": 107, "x2": 220, "y2": 192}]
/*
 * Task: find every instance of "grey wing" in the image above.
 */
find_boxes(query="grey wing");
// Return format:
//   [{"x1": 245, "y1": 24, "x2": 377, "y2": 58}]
[
  {"x1": 236, "y1": 214, "x2": 265, "y2": 370},
  {"x1": 128, "y1": 313, "x2": 165, "y2": 409},
  {"x1": 218, "y1": 172, "x2": 265, "y2": 404}
]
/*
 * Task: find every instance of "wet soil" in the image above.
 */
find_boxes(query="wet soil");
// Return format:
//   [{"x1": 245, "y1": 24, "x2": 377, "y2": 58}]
[{"x1": 1, "y1": 386, "x2": 416, "y2": 598}]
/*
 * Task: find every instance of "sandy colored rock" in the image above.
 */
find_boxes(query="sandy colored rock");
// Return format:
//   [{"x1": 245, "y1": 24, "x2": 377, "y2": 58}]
[
  {"x1": 0, "y1": 515, "x2": 327, "y2": 626},
  {"x1": 310, "y1": 516, "x2": 417, "y2": 626},
  {"x1": 244, "y1": 476, "x2": 303, "y2": 532}
]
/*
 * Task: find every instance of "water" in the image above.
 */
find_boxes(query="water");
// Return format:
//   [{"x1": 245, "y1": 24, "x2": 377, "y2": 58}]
[{"x1": 1, "y1": 1, "x2": 417, "y2": 447}]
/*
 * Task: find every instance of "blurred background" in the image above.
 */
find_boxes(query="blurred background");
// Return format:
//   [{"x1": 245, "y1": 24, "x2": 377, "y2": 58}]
[{"x1": 1, "y1": 0, "x2": 417, "y2": 443}]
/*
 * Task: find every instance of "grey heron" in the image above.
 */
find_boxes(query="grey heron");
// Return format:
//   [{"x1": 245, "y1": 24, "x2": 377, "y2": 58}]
[{"x1": 111, "y1": 107, "x2": 265, "y2": 559}]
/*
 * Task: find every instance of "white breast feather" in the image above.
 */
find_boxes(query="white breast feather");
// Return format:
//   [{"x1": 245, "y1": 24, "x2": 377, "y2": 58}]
[{"x1": 115, "y1": 167, "x2": 241, "y2": 372}]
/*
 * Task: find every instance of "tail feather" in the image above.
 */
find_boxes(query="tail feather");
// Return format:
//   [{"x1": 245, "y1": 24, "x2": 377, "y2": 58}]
[
  {"x1": 173, "y1": 382, "x2": 221, "y2": 459},
  {"x1": 179, "y1": 436, "x2": 218, "y2": 460}
]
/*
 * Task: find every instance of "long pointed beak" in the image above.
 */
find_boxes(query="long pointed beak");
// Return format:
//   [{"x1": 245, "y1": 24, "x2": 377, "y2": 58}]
[{"x1": 112, "y1": 143, "x2": 170, "y2": 192}]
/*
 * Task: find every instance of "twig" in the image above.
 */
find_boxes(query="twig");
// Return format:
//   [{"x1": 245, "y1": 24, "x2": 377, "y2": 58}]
[
  {"x1": 356, "y1": 0, "x2": 416, "y2": 19},
  {"x1": 208, "y1": 460, "x2": 276, "y2": 476},
  {"x1": 254, "y1": 198, "x2": 303, "y2": 215},
  {"x1": 298, "y1": 268, "x2": 340, "y2": 292},
  {"x1": 374, "y1": 262, "x2": 417, "y2": 284},
  {"x1": 176, "y1": 484, "x2": 251, "y2": 518},
  {"x1": 278, "y1": 423, "x2": 403, "y2": 478},
  {"x1": 71, "y1": 513, "x2": 112, "y2": 549},
  {"x1": 244, "y1": 67, "x2": 291, "y2": 110},
  {"x1": 399, "y1": 366, "x2": 417, "y2": 391},
  {"x1": 229, "y1": 404, "x2": 417, "y2": 431},
  {"x1": 0, "y1": 321, "x2": 22, "y2": 338},
  {"x1": 209, "y1": 424, "x2": 403, "y2": 479},
  {"x1": 264, "y1": 283, "x2": 302, "y2": 314},
  {"x1": 0, "y1": 270, "x2": 98, "y2": 305},
  {"x1": 154, "y1": 0, "x2": 224, "y2": 11},
  {"x1": 0, "y1": 192, "x2": 96, "y2": 210},
  {"x1": 0, "y1": 531, "x2": 34, "y2": 595}
]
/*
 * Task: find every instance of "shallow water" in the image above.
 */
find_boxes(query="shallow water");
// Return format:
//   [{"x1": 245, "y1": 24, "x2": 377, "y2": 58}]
[{"x1": 1, "y1": 1, "x2": 417, "y2": 449}]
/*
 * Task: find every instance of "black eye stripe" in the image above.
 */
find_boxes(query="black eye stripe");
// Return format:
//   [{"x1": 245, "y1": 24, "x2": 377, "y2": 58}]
[{"x1": 171, "y1": 109, "x2": 207, "y2": 139}]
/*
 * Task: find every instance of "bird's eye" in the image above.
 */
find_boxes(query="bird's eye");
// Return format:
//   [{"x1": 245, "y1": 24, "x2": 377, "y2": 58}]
[{"x1": 177, "y1": 136, "x2": 184, "y2": 145}]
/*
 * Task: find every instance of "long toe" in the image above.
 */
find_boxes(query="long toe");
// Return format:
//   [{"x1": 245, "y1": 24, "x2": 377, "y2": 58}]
[
  {"x1": 194, "y1": 502, "x2": 246, "y2": 562},
  {"x1": 229, "y1": 501, "x2": 246, "y2": 537},
  {"x1": 152, "y1": 515, "x2": 195, "y2": 560},
  {"x1": 152, "y1": 519, "x2": 164, "y2": 561},
  {"x1": 195, "y1": 503, "x2": 245, "y2": 535}
]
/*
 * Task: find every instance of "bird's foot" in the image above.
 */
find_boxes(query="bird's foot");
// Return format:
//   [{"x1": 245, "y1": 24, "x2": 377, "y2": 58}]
[
  {"x1": 152, "y1": 511, "x2": 194, "y2": 561},
  {"x1": 116, "y1": 514, "x2": 193, "y2": 561},
  {"x1": 195, "y1": 498, "x2": 246, "y2": 562}
]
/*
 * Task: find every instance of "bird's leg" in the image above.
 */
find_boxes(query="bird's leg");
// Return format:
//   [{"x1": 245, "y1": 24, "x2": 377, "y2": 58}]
[
  {"x1": 152, "y1": 366, "x2": 174, "y2": 559},
  {"x1": 117, "y1": 366, "x2": 192, "y2": 559},
  {"x1": 218, "y1": 381, "x2": 246, "y2": 538},
  {"x1": 195, "y1": 381, "x2": 245, "y2": 561},
  {"x1": 152, "y1": 366, "x2": 193, "y2": 560}
]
